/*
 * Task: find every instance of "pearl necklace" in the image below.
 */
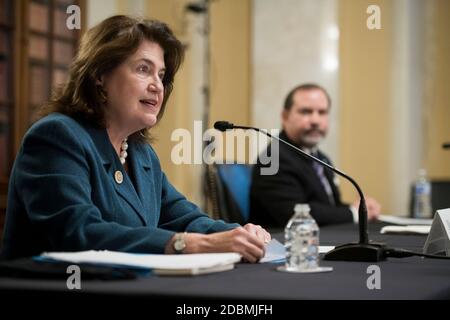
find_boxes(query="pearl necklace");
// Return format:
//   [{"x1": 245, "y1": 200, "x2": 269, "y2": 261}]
[{"x1": 119, "y1": 138, "x2": 128, "y2": 164}]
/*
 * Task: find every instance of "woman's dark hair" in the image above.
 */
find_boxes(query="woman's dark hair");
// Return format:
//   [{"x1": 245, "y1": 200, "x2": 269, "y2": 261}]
[{"x1": 39, "y1": 15, "x2": 185, "y2": 142}]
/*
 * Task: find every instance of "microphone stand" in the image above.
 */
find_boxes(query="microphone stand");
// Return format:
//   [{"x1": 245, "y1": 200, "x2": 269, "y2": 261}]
[{"x1": 215, "y1": 122, "x2": 386, "y2": 262}]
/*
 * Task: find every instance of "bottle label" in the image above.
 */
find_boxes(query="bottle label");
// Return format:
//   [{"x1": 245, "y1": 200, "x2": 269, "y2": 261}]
[{"x1": 415, "y1": 183, "x2": 431, "y2": 194}]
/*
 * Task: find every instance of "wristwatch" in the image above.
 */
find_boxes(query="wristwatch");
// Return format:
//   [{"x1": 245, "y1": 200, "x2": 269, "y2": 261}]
[{"x1": 173, "y1": 232, "x2": 187, "y2": 254}]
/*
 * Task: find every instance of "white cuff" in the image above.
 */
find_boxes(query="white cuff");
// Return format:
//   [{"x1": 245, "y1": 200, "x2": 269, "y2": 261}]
[{"x1": 350, "y1": 205, "x2": 358, "y2": 223}]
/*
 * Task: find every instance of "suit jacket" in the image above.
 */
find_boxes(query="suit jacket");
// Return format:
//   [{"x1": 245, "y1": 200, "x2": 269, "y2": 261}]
[
  {"x1": 249, "y1": 131, "x2": 353, "y2": 228},
  {"x1": 1, "y1": 113, "x2": 237, "y2": 259}
]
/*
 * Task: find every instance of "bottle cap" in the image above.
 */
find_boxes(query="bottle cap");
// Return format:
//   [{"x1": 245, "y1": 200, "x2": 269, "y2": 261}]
[
  {"x1": 418, "y1": 168, "x2": 427, "y2": 177},
  {"x1": 294, "y1": 203, "x2": 310, "y2": 213}
]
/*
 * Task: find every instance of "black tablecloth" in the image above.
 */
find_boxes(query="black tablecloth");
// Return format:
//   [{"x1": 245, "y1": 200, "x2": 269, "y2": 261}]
[{"x1": 0, "y1": 223, "x2": 449, "y2": 300}]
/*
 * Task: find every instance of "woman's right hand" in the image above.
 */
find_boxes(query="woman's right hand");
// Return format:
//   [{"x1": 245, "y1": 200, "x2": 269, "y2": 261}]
[{"x1": 183, "y1": 227, "x2": 268, "y2": 263}]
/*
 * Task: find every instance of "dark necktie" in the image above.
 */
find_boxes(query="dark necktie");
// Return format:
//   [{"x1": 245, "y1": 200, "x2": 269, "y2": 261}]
[{"x1": 311, "y1": 153, "x2": 336, "y2": 205}]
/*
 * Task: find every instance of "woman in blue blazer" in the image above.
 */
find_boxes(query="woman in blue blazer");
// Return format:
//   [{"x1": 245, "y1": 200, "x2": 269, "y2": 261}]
[{"x1": 1, "y1": 15, "x2": 270, "y2": 262}]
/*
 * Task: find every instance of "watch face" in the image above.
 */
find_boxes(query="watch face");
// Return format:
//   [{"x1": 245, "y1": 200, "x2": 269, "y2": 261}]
[
  {"x1": 174, "y1": 234, "x2": 186, "y2": 253},
  {"x1": 174, "y1": 240, "x2": 185, "y2": 251}
]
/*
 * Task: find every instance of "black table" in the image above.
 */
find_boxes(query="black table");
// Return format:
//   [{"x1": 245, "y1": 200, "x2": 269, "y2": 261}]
[{"x1": 0, "y1": 223, "x2": 449, "y2": 301}]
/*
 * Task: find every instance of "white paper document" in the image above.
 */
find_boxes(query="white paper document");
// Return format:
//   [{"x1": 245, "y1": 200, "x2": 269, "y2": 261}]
[
  {"x1": 260, "y1": 239, "x2": 286, "y2": 263},
  {"x1": 380, "y1": 225, "x2": 431, "y2": 235},
  {"x1": 260, "y1": 239, "x2": 335, "y2": 263},
  {"x1": 378, "y1": 214, "x2": 432, "y2": 226},
  {"x1": 40, "y1": 251, "x2": 242, "y2": 276},
  {"x1": 319, "y1": 246, "x2": 336, "y2": 254}
]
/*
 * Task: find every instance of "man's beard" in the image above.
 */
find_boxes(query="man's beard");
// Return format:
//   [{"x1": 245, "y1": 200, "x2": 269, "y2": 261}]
[{"x1": 300, "y1": 128, "x2": 326, "y2": 148}]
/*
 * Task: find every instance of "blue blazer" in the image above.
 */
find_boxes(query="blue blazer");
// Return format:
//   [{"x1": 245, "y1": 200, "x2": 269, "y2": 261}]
[{"x1": 1, "y1": 113, "x2": 237, "y2": 259}]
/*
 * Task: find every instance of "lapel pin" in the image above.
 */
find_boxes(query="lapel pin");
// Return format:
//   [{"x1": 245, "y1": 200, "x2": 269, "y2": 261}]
[{"x1": 114, "y1": 170, "x2": 123, "y2": 184}]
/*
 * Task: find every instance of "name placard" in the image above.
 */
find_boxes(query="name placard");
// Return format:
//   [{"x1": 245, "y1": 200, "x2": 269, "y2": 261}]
[{"x1": 423, "y1": 208, "x2": 450, "y2": 256}]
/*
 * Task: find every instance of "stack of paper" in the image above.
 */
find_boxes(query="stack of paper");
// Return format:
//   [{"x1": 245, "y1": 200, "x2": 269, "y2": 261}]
[
  {"x1": 380, "y1": 225, "x2": 431, "y2": 235},
  {"x1": 378, "y1": 214, "x2": 432, "y2": 225},
  {"x1": 40, "y1": 251, "x2": 242, "y2": 276}
]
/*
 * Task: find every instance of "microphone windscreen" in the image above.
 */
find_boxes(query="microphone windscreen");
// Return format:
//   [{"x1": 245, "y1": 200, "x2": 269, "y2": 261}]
[{"x1": 214, "y1": 121, "x2": 233, "y2": 131}]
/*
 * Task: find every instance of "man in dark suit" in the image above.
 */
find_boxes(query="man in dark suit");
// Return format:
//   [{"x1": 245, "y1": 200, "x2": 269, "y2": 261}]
[{"x1": 250, "y1": 83, "x2": 380, "y2": 227}]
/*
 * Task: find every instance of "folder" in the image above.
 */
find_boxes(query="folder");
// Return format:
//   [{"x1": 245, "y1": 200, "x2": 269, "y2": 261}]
[{"x1": 39, "y1": 251, "x2": 242, "y2": 276}]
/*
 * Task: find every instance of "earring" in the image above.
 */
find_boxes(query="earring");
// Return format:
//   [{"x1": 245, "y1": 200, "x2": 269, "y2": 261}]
[{"x1": 97, "y1": 86, "x2": 107, "y2": 103}]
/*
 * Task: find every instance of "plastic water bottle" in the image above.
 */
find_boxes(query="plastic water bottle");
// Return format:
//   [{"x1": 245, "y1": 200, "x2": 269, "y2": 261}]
[
  {"x1": 413, "y1": 169, "x2": 432, "y2": 218},
  {"x1": 284, "y1": 204, "x2": 319, "y2": 271}
]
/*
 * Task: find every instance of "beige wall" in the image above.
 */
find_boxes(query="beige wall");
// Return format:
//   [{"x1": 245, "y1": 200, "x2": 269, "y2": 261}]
[
  {"x1": 425, "y1": 0, "x2": 450, "y2": 179},
  {"x1": 339, "y1": 0, "x2": 393, "y2": 211},
  {"x1": 146, "y1": 0, "x2": 251, "y2": 203},
  {"x1": 209, "y1": 0, "x2": 251, "y2": 127},
  {"x1": 209, "y1": 0, "x2": 252, "y2": 164},
  {"x1": 339, "y1": 0, "x2": 450, "y2": 214}
]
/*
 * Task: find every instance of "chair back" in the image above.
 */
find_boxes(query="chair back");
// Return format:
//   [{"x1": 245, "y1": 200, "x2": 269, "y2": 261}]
[{"x1": 206, "y1": 164, "x2": 252, "y2": 224}]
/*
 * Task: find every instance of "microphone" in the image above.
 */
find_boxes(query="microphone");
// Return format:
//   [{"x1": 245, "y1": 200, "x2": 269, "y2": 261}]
[
  {"x1": 213, "y1": 121, "x2": 233, "y2": 131},
  {"x1": 214, "y1": 120, "x2": 386, "y2": 262},
  {"x1": 443, "y1": 142, "x2": 450, "y2": 149}
]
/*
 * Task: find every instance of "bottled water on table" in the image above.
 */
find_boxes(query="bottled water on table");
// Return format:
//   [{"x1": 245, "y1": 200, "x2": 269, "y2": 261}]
[
  {"x1": 413, "y1": 169, "x2": 432, "y2": 219},
  {"x1": 277, "y1": 203, "x2": 332, "y2": 273}
]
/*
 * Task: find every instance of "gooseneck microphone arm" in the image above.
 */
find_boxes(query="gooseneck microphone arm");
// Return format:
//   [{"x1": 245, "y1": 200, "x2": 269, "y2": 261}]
[
  {"x1": 214, "y1": 121, "x2": 385, "y2": 262},
  {"x1": 215, "y1": 121, "x2": 369, "y2": 244}
]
